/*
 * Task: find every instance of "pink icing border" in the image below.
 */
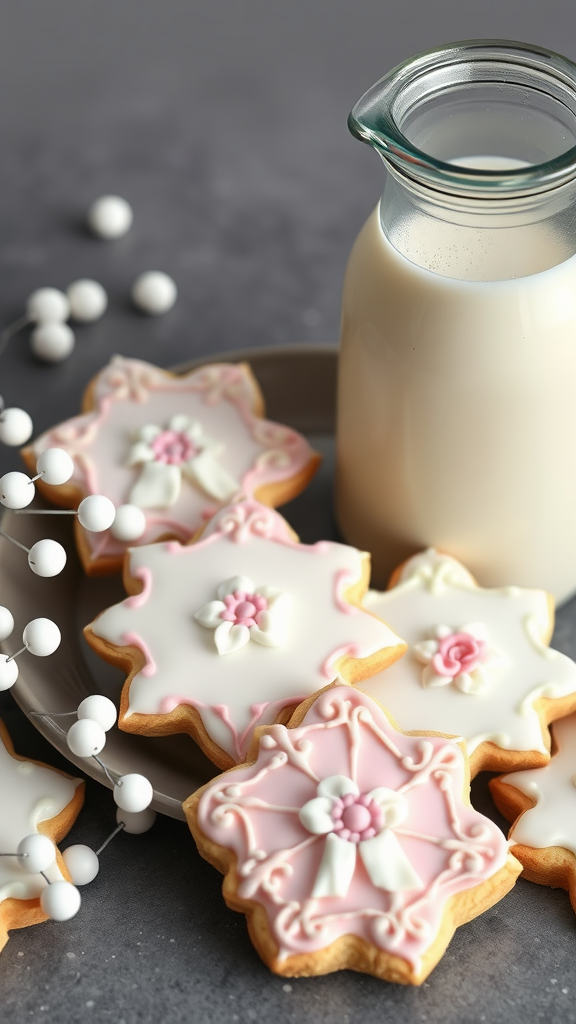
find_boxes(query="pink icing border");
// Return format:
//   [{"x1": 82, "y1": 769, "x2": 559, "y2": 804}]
[
  {"x1": 31, "y1": 357, "x2": 318, "y2": 563},
  {"x1": 196, "y1": 686, "x2": 511, "y2": 972},
  {"x1": 125, "y1": 567, "x2": 153, "y2": 609}
]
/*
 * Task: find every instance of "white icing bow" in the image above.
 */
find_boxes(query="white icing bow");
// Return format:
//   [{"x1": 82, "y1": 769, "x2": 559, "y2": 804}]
[
  {"x1": 413, "y1": 622, "x2": 506, "y2": 695},
  {"x1": 299, "y1": 775, "x2": 422, "y2": 898},
  {"x1": 127, "y1": 415, "x2": 239, "y2": 508},
  {"x1": 194, "y1": 575, "x2": 291, "y2": 655}
]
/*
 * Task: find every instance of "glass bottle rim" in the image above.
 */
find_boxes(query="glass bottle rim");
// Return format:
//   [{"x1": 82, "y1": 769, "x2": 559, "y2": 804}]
[{"x1": 348, "y1": 39, "x2": 576, "y2": 197}]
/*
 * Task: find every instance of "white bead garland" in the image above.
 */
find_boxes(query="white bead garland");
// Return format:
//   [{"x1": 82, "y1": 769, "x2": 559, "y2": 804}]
[
  {"x1": 23, "y1": 617, "x2": 61, "y2": 656},
  {"x1": 28, "y1": 538, "x2": 67, "y2": 577},
  {"x1": 77, "y1": 494, "x2": 116, "y2": 532},
  {"x1": 67, "y1": 279, "x2": 108, "y2": 322},
  {"x1": 0, "y1": 654, "x2": 19, "y2": 690},
  {"x1": 36, "y1": 448, "x2": 74, "y2": 486},
  {"x1": 0, "y1": 471, "x2": 34, "y2": 508},
  {"x1": 17, "y1": 833, "x2": 56, "y2": 873},
  {"x1": 40, "y1": 879, "x2": 81, "y2": 922},
  {"x1": 132, "y1": 271, "x2": 177, "y2": 315},
  {"x1": 31, "y1": 322, "x2": 75, "y2": 362},
  {"x1": 26, "y1": 288, "x2": 70, "y2": 324},
  {"x1": 87, "y1": 195, "x2": 133, "y2": 239},
  {"x1": 77, "y1": 694, "x2": 117, "y2": 731},
  {"x1": 0, "y1": 408, "x2": 33, "y2": 446},
  {"x1": 110, "y1": 503, "x2": 146, "y2": 542},
  {"x1": 117, "y1": 807, "x2": 156, "y2": 834},
  {"x1": 66, "y1": 718, "x2": 106, "y2": 758},
  {"x1": 0, "y1": 606, "x2": 14, "y2": 641},
  {"x1": 62, "y1": 844, "x2": 99, "y2": 886},
  {"x1": 113, "y1": 773, "x2": 153, "y2": 813}
]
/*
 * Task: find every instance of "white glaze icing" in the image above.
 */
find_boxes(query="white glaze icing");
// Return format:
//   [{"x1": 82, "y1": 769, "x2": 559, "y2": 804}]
[
  {"x1": 89, "y1": 501, "x2": 405, "y2": 762},
  {"x1": 30, "y1": 357, "x2": 318, "y2": 564},
  {"x1": 359, "y1": 549, "x2": 576, "y2": 758},
  {"x1": 0, "y1": 728, "x2": 80, "y2": 903},
  {"x1": 502, "y1": 713, "x2": 576, "y2": 853}
]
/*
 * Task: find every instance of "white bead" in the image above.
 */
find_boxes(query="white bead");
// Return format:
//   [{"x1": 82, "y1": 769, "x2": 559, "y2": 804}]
[
  {"x1": 26, "y1": 288, "x2": 70, "y2": 323},
  {"x1": 77, "y1": 694, "x2": 117, "y2": 731},
  {"x1": 36, "y1": 448, "x2": 74, "y2": 486},
  {"x1": 0, "y1": 654, "x2": 19, "y2": 690},
  {"x1": 113, "y1": 773, "x2": 153, "y2": 813},
  {"x1": 87, "y1": 195, "x2": 133, "y2": 239},
  {"x1": 117, "y1": 806, "x2": 156, "y2": 834},
  {"x1": 0, "y1": 606, "x2": 14, "y2": 641},
  {"x1": 40, "y1": 880, "x2": 81, "y2": 921},
  {"x1": 17, "y1": 833, "x2": 56, "y2": 873},
  {"x1": 28, "y1": 539, "x2": 67, "y2": 578},
  {"x1": 31, "y1": 322, "x2": 75, "y2": 362},
  {"x1": 0, "y1": 408, "x2": 33, "y2": 446},
  {"x1": 110, "y1": 504, "x2": 146, "y2": 542},
  {"x1": 66, "y1": 718, "x2": 106, "y2": 758},
  {"x1": 62, "y1": 844, "x2": 99, "y2": 885},
  {"x1": 23, "y1": 617, "x2": 61, "y2": 657},
  {"x1": 67, "y1": 279, "x2": 108, "y2": 322},
  {"x1": 77, "y1": 494, "x2": 116, "y2": 532},
  {"x1": 0, "y1": 471, "x2": 34, "y2": 508},
  {"x1": 132, "y1": 271, "x2": 177, "y2": 315}
]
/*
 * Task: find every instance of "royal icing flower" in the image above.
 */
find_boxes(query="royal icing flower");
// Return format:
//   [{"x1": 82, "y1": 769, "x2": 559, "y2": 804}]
[
  {"x1": 24, "y1": 357, "x2": 320, "y2": 574},
  {"x1": 299, "y1": 775, "x2": 421, "y2": 896},
  {"x1": 413, "y1": 622, "x2": 505, "y2": 694},
  {"x1": 194, "y1": 575, "x2": 290, "y2": 654},
  {"x1": 86, "y1": 500, "x2": 406, "y2": 766},
  {"x1": 359, "y1": 549, "x2": 576, "y2": 774},
  {"x1": 127, "y1": 415, "x2": 240, "y2": 508},
  {"x1": 187, "y1": 687, "x2": 518, "y2": 983}
]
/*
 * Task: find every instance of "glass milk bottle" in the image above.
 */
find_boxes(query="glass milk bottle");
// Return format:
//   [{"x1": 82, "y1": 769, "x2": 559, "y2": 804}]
[{"x1": 335, "y1": 40, "x2": 576, "y2": 602}]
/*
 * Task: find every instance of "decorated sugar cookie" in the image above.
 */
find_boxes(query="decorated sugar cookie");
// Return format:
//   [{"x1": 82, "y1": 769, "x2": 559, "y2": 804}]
[
  {"x1": 491, "y1": 713, "x2": 576, "y2": 912},
  {"x1": 0, "y1": 720, "x2": 84, "y2": 952},
  {"x1": 357, "y1": 549, "x2": 576, "y2": 775},
  {"x1": 185, "y1": 685, "x2": 520, "y2": 984},
  {"x1": 84, "y1": 500, "x2": 406, "y2": 768},
  {"x1": 23, "y1": 356, "x2": 321, "y2": 575}
]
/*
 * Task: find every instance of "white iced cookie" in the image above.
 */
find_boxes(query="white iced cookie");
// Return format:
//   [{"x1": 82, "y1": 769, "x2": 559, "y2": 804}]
[
  {"x1": 23, "y1": 356, "x2": 321, "y2": 576},
  {"x1": 84, "y1": 499, "x2": 406, "y2": 768},
  {"x1": 358, "y1": 548, "x2": 576, "y2": 775},
  {"x1": 491, "y1": 713, "x2": 576, "y2": 914},
  {"x1": 0, "y1": 720, "x2": 84, "y2": 951}
]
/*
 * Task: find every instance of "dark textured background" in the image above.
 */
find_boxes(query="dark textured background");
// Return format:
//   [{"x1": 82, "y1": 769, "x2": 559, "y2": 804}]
[{"x1": 2, "y1": 2, "x2": 576, "y2": 1021}]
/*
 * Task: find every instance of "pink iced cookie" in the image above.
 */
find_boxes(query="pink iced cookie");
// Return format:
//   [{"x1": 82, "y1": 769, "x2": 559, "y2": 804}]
[
  {"x1": 23, "y1": 356, "x2": 321, "y2": 575},
  {"x1": 186, "y1": 685, "x2": 520, "y2": 984},
  {"x1": 84, "y1": 500, "x2": 406, "y2": 768}
]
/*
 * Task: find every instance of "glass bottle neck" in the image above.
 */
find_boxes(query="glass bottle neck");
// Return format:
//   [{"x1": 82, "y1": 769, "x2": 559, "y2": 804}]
[{"x1": 380, "y1": 162, "x2": 576, "y2": 281}]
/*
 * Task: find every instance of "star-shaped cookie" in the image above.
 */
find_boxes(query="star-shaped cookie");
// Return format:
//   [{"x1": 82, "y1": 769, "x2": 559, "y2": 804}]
[
  {"x1": 358, "y1": 549, "x2": 576, "y2": 775},
  {"x1": 0, "y1": 720, "x2": 84, "y2": 952},
  {"x1": 84, "y1": 500, "x2": 406, "y2": 768},
  {"x1": 491, "y1": 713, "x2": 576, "y2": 911},
  {"x1": 23, "y1": 356, "x2": 320, "y2": 575}
]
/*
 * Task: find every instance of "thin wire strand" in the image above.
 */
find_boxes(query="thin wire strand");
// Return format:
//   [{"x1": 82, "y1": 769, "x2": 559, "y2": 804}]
[
  {"x1": 0, "y1": 529, "x2": 30, "y2": 553},
  {"x1": 92, "y1": 754, "x2": 117, "y2": 787},
  {"x1": 95, "y1": 821, "x2": 125, "y2": 856},
  {"x1": 14, "y1": 509, "x2": 77, "y2": 516},
  {"x1": 0, "y1": 313, "x2": 31, "y2": 360},
  {"x1": 29, "y1": 710, "x2": 77, "y2": 718},
  {"x1": 6, "y1": 644, "x2": 27, "y2": 663}
]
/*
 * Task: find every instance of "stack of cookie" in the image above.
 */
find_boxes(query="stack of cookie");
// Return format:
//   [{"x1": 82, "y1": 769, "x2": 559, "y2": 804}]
[{"x1": 16, "y1": 355, "x2": 576, "y2": 985}]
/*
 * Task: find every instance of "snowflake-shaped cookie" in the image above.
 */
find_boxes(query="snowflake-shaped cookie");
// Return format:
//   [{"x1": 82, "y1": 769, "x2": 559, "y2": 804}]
[
  {"x1": 358, "y1": 549, "x2": 576, "y2": 775},
  {"x1": 85, "y1": 500, "x2": 406, "y2": 768},
  {"x1": 23, "y1": 357, "x2": 320, "y2": 574},
  {"x1": 491, "y1": 712, "x2": 576, "y2": 913},
  {"x1": 0, "y1": 720, "x2": 83, "y2": 952},
  {"x1": 186, "y1": 686, "x2": 520, "y2": 985}
]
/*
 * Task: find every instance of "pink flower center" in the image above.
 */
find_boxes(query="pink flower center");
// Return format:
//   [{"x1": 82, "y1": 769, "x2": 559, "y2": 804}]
[
  {"x1": 151, "y1": 430, "x2": 199, "y2": 466},
  {"x1": 331, "y1": 793, "x2": 384, "y2": 844},
  {"x1": 432, "y1": 632, "x2": 486, "y2": 678},
  {"x1": 220, "y1": 590, "x2": 269, "y2": 628}
]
